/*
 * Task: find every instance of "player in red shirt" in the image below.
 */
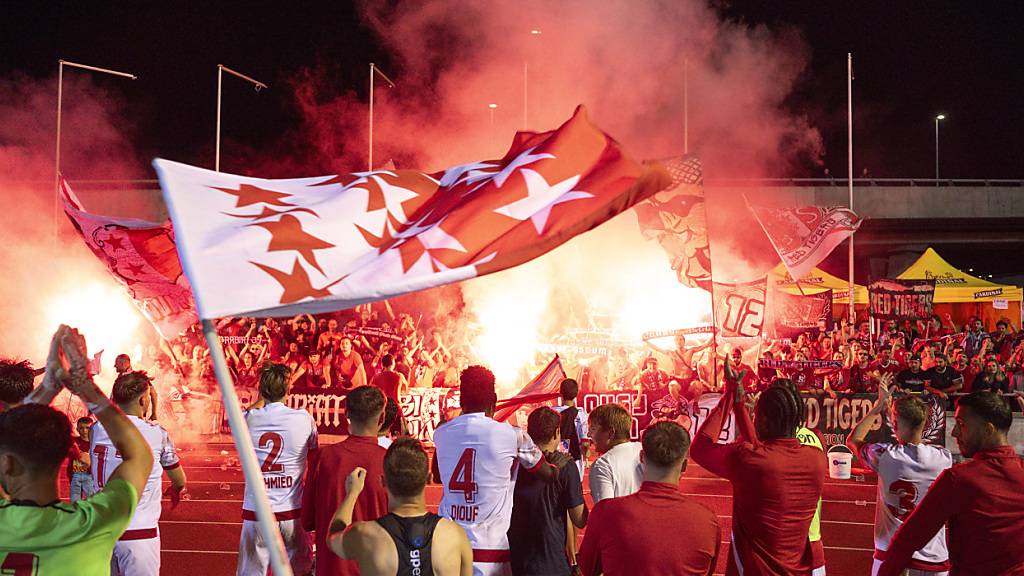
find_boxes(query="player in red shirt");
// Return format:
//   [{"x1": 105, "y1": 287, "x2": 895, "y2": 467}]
[
  {"x1": 303, "y1": 385, "x2": 389, "y2": 576},
  {"x1": 691, "y1": 369, "x2": 826, "y2": 576},
  {"x1": 879, "y1": 392, "x2": 1024, "y2": 576}
]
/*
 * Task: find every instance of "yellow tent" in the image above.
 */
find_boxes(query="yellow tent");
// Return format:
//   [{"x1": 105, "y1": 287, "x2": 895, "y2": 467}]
[
  {"x1": 768, "y1": 263, "x2": 868, "y2": 305},
  {"x1": 896, "y1": 247, "x2": 1023, "y2": 303}
]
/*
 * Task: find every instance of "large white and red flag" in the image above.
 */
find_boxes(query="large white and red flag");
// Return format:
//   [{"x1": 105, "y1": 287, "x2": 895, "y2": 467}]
[
  {"x1": 747, "y1": 202, "x2": 862, "y2": 282},
  {"x1": 60, "y1": 177, "x2": 198, "y2": 339},
  {"x1": 154, "y1": 106, "x2": 671, "y2": 319},
  {"x1": 493, "y1": 355, "x2": 567, "y2": 423}
]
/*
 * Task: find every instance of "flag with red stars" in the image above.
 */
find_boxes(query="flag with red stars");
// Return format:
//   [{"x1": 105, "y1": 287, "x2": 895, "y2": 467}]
[
  {"x1": 154, "y1": 106, "x2": 672, "y2": 319},
  {"x1": 60, "y1": 177, "x2": 198, "y2": 339}
]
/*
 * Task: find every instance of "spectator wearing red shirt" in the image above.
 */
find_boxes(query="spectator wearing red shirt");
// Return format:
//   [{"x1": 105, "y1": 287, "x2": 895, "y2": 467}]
[
  {"x1": 870, "y1": 348, "x2": 902, "y2": 380},
  {"x1": 370, "y1": 354, "x2": 408, "y2": 402},
  {"x1": 303, "y1": 386, "x2": 389, "y2": 576},
  {"x1": 879, "y1": 392, "x2": 1024, "y2": 576},
  {"x1": 691, "y1": 371, "x2": 826, "y2": 576},
  {"x1": 578, "y1": 421, "x2": 720, "y2": 576},
  {"x1": 333, "y1": 337, "x2": 367, "y2": 389}
]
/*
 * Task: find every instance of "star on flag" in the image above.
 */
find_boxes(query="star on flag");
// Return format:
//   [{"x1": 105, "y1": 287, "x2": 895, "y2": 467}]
[{"x1": 493, "y1": 170, "x2": 593, "y2": 234}]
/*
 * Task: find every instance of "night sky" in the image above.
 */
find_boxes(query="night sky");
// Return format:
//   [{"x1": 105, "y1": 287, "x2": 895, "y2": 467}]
[{"x1": 3, "y1": 1, "x2": 1022, "y2": 179}]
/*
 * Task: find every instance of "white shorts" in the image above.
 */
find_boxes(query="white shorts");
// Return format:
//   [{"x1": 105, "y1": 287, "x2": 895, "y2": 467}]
[
  {"x1": 472, "y1": 561, "x2": 511, "y2": 576},
  {"x1": 237, "y1": 518, "x2": 313, "y2": 576},
  {"x1": 872, "y1": 558, "x2": 949, "y2": 576},
  {"x1": 111, "y1": 536, "x2": 160, "y2": 576}
]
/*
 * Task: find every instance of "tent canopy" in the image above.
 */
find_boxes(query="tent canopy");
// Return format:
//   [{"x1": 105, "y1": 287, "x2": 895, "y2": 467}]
[
  {"x1": 896, "y1": 247, "x2": 1022, "y2": 303},
  {"x1": 769, "y1": 263, "x2": 868, "y2": 305}
]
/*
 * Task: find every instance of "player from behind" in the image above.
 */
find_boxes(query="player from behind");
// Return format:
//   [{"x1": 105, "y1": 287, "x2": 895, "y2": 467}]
[
  {"x1": 239, "y1": 363, "x2": 318, "y2": 576},
  {"x1": 1, "y1": 325, "x2": 154, "y2": 573},
  {"x1": 329, "y1": 438, "x2": 473, "y2": 575},
  {"x1": 91, "y1": 370, "x2": 188, "y2": 576},
  {"x1": 432, "y1": 365, "x2": 563, "y2": 576},
  {"x1": 849, "y1": 386, "x2": 953, "y2": 576}
]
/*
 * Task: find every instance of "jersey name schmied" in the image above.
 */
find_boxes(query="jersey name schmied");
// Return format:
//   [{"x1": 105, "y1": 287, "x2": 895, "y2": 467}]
[
  {"x1": 91, "y1": 416, "x2": 180, "y2": 531},
  {"x1": 433, "y1": 413, "x2": 543, "y2": 552},
  {"x1": 859, "y1": 442, "x2": 953, "y2": 563},
  {"x1": 243, "y1": 402, "x2": 318, "y2": 513}
]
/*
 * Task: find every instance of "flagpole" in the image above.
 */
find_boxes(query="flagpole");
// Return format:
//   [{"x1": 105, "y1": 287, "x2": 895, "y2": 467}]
[
  {"x1": 215, "y1": 65, "x2": 267, "y2": 172},
  {"x1": 369, "y1": 63, "x2": 396, "y2": 171},
  {"x1": 683, "y1": 57, "x2": 689, "y2": 155},
  {"x1": 847, "y1": 53, "x2": 856, "y2": 326},
  {"x1": 201, "y1": 319, "x2": 293, "y2": 576},
  {"x1": 55, "y1": 59, "x2": 136, "y2": 244}
]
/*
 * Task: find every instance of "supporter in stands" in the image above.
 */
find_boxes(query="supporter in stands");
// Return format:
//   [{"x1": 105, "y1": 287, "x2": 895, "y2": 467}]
[
  {"x1": 304, "y1": 385, "x2": 387, "y2": 576},
  {"x1": 924, "y1": 354, "x2": 964, "y2": 401},
  {"x1": 305, "y1": 350, "x2": 331, "y2": 389},
  {"x1": 895, "y1": 356, "x2": 931, "y2": 393},
  {"x1": 333, "y1": 337, "x2": 367, "y2": 389},
  {"x1": 240, "y1": 363, "x2": 318, "y2": 576},
  {"x1": 508, "y1": 407, "x2": 587, "y2": 576},
  {"x1": 66, "y1": 416, "x2": 96, "y2": 503},
  {"x1": 846, "y1": 350, "x2": 879, "y2": 393},
  {"x1": 0, "y1": 359, "x2": 35, "y2": 412},
  {"x1": 371, "y1": 354, "x2": 408, "y2": 403},
  {"x1": 971, "y1": 359, "x2": 1009, "y2": 394},
  {"x1": 989, "y1": 319, "x2": 1015, "y2": 362},
  {"x1": 377, "y1": 397, "x2": 405, "y2": 449},
  {"x1": 691, "y1": 372, "x2": 825, "y2": 575},
  {"x1": 327, "y1": 440, "x2": 473, "y2": 576},
  {"x1": 1, "y1": 325, "x2": 153, "y2": 573},
  {"x1": 871, "y1": 347, "x2": 903, "y2": 380},
  {"x1": 579, "y1": 421, "x2": 720, "y2": 576},
  {"x1": 879, "y1": 392, "x2": 1024, "y2": 576},
  {"x1": 95, "y1": 370, "x2": 188, "y2": 576},
  {"x1": 848, "y1": 387, "x2": 953, "y2": 576},
  {"x1": 587, "y1": 403, "x2": 642, "y2": 503}
]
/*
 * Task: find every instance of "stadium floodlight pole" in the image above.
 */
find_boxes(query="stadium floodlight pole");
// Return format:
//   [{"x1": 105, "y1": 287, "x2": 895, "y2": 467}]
[
  {"x1": 369, "y1": 63, "x2": 396, "y2": 171},
  {"x1": 935, "y1": 114, "x2": 946, "y2": 186},
  {"x1": 55, "y1": 60, "x2": 136, "y2": 243},
  {"x1": 201, "y1": 319, "x2": 293, "y2": 576},
  {"x1": 215, "y1": 65, "x2": 267, "y2": 172},
  {"x1": 847, "y1": 53, "x2": 855, "y2": 325},
  {"x1": 525, "y1": 29, "x2": 542, "y2": 130},
  {"x1": 683, "y1": 57, "x2": 689, "y2": 154},
  {"x1": 489, "y1": 103, "x2": 498, "y2": 153}
]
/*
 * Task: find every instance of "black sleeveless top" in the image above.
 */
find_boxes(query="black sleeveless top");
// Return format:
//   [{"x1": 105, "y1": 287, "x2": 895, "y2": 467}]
[{"x1": 375, "y1": 512, "x2": 442, "y2": 576}]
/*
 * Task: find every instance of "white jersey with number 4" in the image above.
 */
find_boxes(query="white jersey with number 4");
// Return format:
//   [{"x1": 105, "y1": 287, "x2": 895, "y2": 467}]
[
  {"x1": 434, "y1": 412, "x2": 544, "y2": 555},
  {"x1": 90, "y1": 416, "x2": 181, "y2": 531},
  {"x1": 859, "y1": 442, "x2": 953, "y2": 563},
  {"x1": 243, "y1": 402, "x2": 318, "y2": 515}
]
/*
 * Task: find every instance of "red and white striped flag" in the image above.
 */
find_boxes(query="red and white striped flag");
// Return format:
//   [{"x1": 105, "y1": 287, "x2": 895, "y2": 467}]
[
  {"x1": 155, "y1": 106, "x2": 671, "y2": 319},
  {"x1": 493, "y1": 355, "x2": 567, "y2": 422},
  {"x1": 747, "y1": 202, "x2": 862, "y2": 282}
]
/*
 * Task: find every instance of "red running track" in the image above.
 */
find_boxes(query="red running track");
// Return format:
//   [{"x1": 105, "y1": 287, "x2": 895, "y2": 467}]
[{"x1": 65, "y1": 437, "x2": 878, "y2": 575}]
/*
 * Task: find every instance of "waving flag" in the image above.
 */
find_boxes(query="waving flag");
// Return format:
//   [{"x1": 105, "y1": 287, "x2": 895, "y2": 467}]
[
  {"x1": 60, "y1": 178, "x2": 198, "y2": 339},
  {"x1": 155, "y1": 106, "x2": 671, "y2": 319},
  {"x1": 493, "y1": 356, "x2": 567, "y2": 423},
  {"x1": 747, "y1": 202, "x2": 861, "y2": 282}
]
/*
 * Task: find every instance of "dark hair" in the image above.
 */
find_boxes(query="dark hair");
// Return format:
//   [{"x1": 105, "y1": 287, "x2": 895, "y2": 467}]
[
  {"x1": 459, "y1": 365, "x2": 496, "y2": 412},
  {"x1": 0, "y1": 359, "x2": 35, "y2": 406},
  {"x1": 383, "y1": 437, "x2": 430, "y2": 497},
  {"x1": 112, "y1": 371, "x2": 152, "y2": 405},
  {"x1": 589, "y1": 403, "x2": 631, "y2": 440},
  {"x1": 381, "y1": 397, "x2": 399, "y2": 432},
  {"x1": 259, "y1": 363, "x2": 291, "y2": 402},
  {"x1": 346, "y1": 386, "x2": 385, "y2": 424},
  {"x1": 381, "y1": 354, "x2": 395, "y2": 369},
  {"x1": 559, "y1": 378, "x2": 579, "y2": 401},
  {"x1": 755, "y1": 380, "x2": 805, "y2": 440},
  {"x1": 115, "y1": 353, "x2": 131, "y2": 364},
  {"x1": 76, "y1": 416, "x2": 94, "y2": 426},
  {"x1": 0, "y1": 404, "x2": 72, "y2": 474},
  {"x1": 996, "y1": 320, "x2": 1009, "y2": 328},
  {"x1": 527, "y1": 406, "x2": 560, "y2": 445},
  {"x1": 641, "y1": 421, "x2": 691, "y2": 467},
  {"x1": 957, "y1": 392, "x2": 1013, "y2": 433},
  {"x1": 893, "y1": 396, "x2": 928, "y2": 429}
]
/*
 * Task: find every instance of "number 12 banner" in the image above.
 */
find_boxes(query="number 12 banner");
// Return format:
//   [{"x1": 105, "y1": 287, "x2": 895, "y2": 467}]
[{"x1": 713, "y1": 277, "x2": 767, "y2": 338}]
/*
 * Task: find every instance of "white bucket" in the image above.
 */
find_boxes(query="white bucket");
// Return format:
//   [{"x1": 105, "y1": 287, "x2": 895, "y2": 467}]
[{"x1": 827, "y1": 445, "x2": 853, "y2": 480}]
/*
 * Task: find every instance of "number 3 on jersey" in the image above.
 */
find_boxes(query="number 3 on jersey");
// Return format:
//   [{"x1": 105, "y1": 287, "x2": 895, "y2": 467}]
[
  {"x1": 887, "y1": 479, "x2": 918, "y2": 520},
  {"x1": 447, "y1": 448, "x2": 478, "y2": 503}
]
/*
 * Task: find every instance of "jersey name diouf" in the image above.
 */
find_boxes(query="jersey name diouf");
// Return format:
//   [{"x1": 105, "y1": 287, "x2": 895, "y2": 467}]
[
  {"x1": 91, "y1": 416, "x2": 180, "y2": 531},
  {"x1": 243, "y1": 402, "x2": 318, "y2": 512},
  {"x1": 433, "y1": 413, "x2": 543, "y2": 552}
]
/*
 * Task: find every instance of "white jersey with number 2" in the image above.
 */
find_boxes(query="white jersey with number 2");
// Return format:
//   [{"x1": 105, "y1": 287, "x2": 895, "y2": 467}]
[
  {"x1": 434, "y1": 412, "x2": 543, "y2": 557},
  {"x1": 243, "y1": 402, "x2": 318, "y2": 514},
  {"x1": 859, "y1": 442, "x2": 952, "y2": 564}
]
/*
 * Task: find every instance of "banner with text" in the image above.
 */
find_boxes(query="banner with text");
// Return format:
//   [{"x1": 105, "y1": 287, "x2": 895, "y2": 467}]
[{"x1": 869, "y1": 279, "x2": 936, "y2": 321}]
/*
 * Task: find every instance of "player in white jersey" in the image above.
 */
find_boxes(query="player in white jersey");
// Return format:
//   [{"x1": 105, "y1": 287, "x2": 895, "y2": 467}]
[
  {"x1": 239, "y1": 363, "x2": 318, "y2": 576},
  {"x1": 432, "y1": 365, "x2": 563, "y2": 576},
  {"x1": 91, "y1": 371, "x2": 187, "y2": 576},
  {"x1": 848, "y1": 387, "x2": 953, "y2": 576}
]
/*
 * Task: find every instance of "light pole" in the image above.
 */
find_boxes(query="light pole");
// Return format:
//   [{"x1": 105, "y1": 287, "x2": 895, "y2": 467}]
[
  {"x1": 524, "y1": 29, "x2": 541, "y2": 130},
  {"x1": 215, "y1": 65, "x2": 267, "y2": 172},
  {"x1": 489, "y1": 103, "x2": 498, "y2": 153},
  {"x1": 934, "y1": 114, "x2": 946, "y2": 185},
  {"x1": 55, "y1": 60, "x2": 136, "y2": 242},
  {"x1": 369, "y1": 63, "x2": 396, "y2": 171}
]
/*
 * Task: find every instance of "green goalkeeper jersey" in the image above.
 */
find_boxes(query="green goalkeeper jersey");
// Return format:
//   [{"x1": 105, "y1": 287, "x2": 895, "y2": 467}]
[{"x1": 0, "y1": 478, "x2": 138, "y2": 575}]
